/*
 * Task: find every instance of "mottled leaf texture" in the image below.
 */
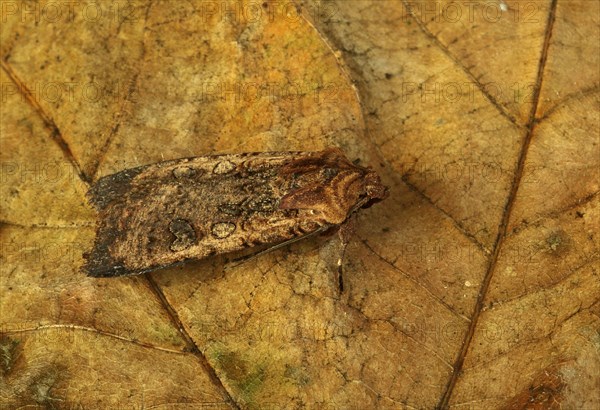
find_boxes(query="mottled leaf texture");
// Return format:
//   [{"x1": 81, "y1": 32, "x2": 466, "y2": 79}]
[{"x1": 1, "y1": 0, "x2": 598, "y2": 409}]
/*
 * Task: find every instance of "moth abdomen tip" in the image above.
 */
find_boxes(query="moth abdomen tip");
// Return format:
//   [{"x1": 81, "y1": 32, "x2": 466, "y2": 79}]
[
  {"x1": 82, "y1": 246, "x2": 131, "y2": 277},
  {"x1": 83, "y1": 262, "x2": 130, "y2": 278},
  {"x1": 87, "y1": 166, "x2": 147, "y2": 210}
]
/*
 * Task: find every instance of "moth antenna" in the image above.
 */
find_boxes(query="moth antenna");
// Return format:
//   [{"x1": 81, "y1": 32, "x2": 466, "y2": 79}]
[
  {"x1": 337, "y1": 245, "x2": 346, "y2": 294},
  {"x1": 336, "y1": 217, "x2": 356, "y2": 294},
  {"x1": 225, "y1": 224, "x2": 334, "y2": 271}
]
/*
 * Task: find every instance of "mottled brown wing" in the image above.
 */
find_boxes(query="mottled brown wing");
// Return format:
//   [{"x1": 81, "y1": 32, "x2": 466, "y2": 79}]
[{"x1": 83, "y1": 152, "x2": 328, "y2": 277}]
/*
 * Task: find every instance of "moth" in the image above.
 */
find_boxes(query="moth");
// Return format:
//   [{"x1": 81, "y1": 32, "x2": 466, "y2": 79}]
[{"x1": 83, "y1": 148, "x2": 388, "y2": 277}]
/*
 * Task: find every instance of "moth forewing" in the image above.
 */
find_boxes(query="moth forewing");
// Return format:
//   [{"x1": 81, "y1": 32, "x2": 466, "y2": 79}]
[{"x1": 83, "y1": 148, "x2": 388, "y2": 277}]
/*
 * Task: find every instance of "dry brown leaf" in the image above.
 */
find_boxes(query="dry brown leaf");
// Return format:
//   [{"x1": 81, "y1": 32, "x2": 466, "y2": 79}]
[{"x1": 1, "y1": 0, "x2": 598, "y2": 409}]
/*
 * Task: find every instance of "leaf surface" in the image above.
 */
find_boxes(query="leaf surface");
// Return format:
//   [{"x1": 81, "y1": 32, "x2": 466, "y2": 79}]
[{"x1": 1, "y1": 0, "x2": 598, "y2": 408}]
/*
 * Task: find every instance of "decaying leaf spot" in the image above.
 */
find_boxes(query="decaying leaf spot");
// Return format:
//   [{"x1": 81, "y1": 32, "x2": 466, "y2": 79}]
[
  {"x1": 545, "y1": 230, "x2": 571, "y2": 257},
  {"x1": 0, "y1": 335, "x2": 21, "y2": 376},
  {"x1": 27, "y1": 366, "x2": 65, "y2": 405},
  {"x1": 83, "y1": 148, "x2": 388, "y2": 277},
  {"x1": 502, "y1": 365, "x2": 567, "y2": 408}
]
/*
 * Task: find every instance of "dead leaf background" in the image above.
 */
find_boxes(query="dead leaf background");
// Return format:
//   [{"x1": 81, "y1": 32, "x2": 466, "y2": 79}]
[{"x1": 1, "y1": 0, "x2": 598, "y2": 409}]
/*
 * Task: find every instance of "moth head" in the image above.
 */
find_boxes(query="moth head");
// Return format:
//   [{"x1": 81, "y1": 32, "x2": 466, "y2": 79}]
[
  {"x1": 279, "y1": 151, "x2": 388, "y2": 225},
  {"x1": 361, "y1": 169, "x2": 389, "y2": 208}
]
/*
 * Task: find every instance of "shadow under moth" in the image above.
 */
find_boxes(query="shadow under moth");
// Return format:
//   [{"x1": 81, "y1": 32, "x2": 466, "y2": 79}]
[{"x1": 83, "y1": 148, "x2": 388, "y2": 278}]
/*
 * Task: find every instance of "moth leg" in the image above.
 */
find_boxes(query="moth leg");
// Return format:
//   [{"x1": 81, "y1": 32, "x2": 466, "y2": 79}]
[
  {"x1": 225, "y1": 224, "x2": 334, "y2": 270},
  {"x1": 337, "y1": 217, "x2": 356, "y2": 293}
]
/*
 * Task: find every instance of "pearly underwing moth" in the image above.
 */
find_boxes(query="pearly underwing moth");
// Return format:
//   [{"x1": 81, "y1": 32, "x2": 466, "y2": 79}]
[{"x1": 83, "y1": 148, "x2": 388, "y2": 277}]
